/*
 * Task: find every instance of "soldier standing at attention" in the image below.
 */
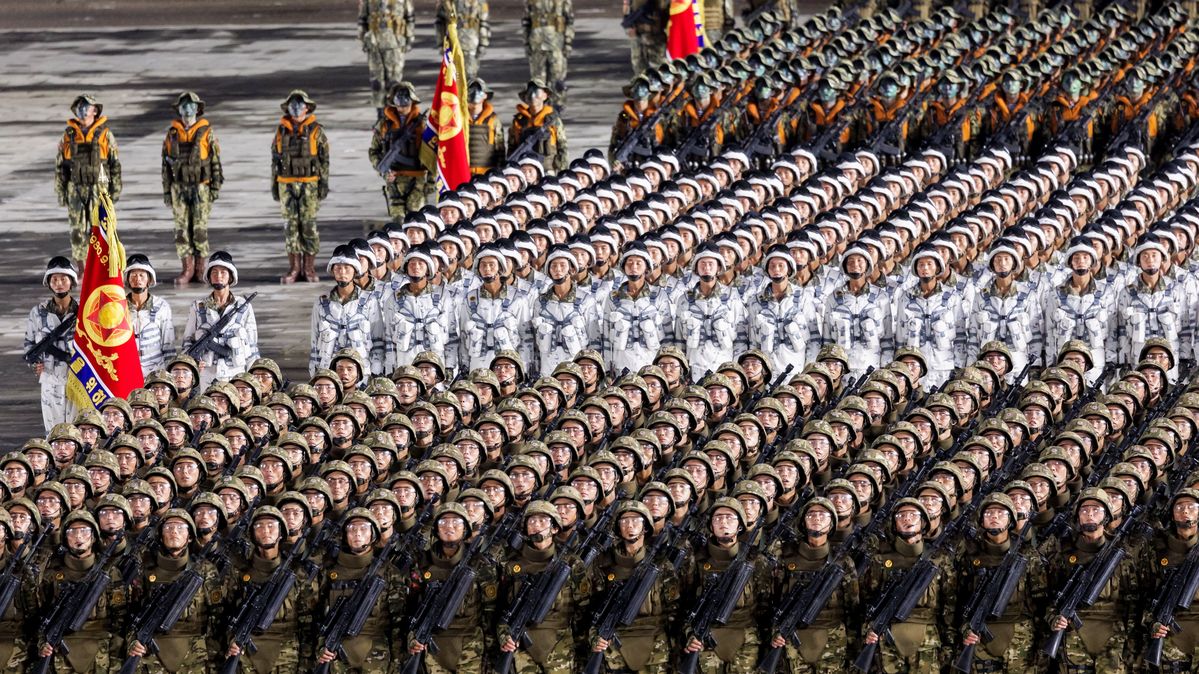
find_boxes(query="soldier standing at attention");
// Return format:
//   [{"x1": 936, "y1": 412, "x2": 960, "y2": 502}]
[
  {"x1": 56, "y1": 94, "x2": 121, "y2": 271},
  {"x1": 124, "y1": 254, "x2": 176, "y2": 377},
  {"x1": 523, "y1": 0, "x2": 575, "y2": 106},
  {"x1": 182, "y1": 252, "x2": 259, "y2": 391},
  {"x1": 509, "y1": 81, "x2": 568, "y2": 174},
  {"x1": 161, "y1": 91, "x2": 223, "y2": 286},
  {"x1": 369, "y1": 82, "x2": 429, "y2": 223},
  {"x1": 25, "y1": 257, "x2": 78, "y2": 433},
  {"x1": 437, "y1": 0, "x2": 490, "y2": 81},
  {"x1": 272, "y1": 90, "x2": 329, "y2": 284},
  {"x1": 467, "y1": 79, "x2": 507, "y2": 176},
  {"x1": 622, "y1": 0, "x2": 668, "y2": 74},
  {"x1": 358, "y1": 0, "x2": 415, "y2": 119}
]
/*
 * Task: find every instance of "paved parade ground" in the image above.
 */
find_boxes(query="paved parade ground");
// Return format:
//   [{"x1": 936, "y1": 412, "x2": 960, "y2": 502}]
[{"x1": 0, "y1": 0, "x2": 660, "y2": 445}]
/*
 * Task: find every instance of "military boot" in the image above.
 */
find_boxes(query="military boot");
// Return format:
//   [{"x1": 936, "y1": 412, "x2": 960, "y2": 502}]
[
  {"x1": 280, "y1": 253, "x2": 300, "y2": 284},
  {"x1": 302, "y1": 253, "x2": 319, "y2": 282},
  {"x1": 175, "y1": 256, "x2": 194, "y2": 286},
  {"x1": 191, "y1": 254, "x2": 205, "y2": 283}
]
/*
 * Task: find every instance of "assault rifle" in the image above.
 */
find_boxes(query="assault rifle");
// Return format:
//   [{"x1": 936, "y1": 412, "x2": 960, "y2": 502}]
[
  {"x1": 619, "y1": 0, "x2": 659, "y2": 29},
  {"x1": 31, "y1": 532, "x2": 127, "y2": 674},
  {"x1": 677, "y1": 519, "x2": 766, "y2": 674},
  {"x1": 952, "y1": 521, "x2": 1034, "y2": 672},
  {"x1": 185, "y1": 292, "x2": 258, "y2": 361},
  {"x1": 612, "y1": 86, "x2": 688, "y2": 167},
  {"x1": 400, "y1": 512, "x2": 513, "y2": 674},
  {"x1": 221, "y1": 535, "x2": 306, "y2": 674},
  {"x1": 1144, "y1": 530, "x2": 1199, "y2": 666},
  {"x1": 24, "y1": 315, "x2": 75, "y2": 364},
  {"x1": 313, "y1": 499, "x2": 436, "y2": 674},
  {"x1": 1042, "y1": 503, "x2": 1148, "y2": 659},
  {"x1": 582, "y1": 515, "x2": 689, "y2": 674},
  {"x1": 0, "y1": 523, "x2": 53, "y2": 618},
  {"x1": 509, "y1": 127, "x2": 550, "y2": 163}
]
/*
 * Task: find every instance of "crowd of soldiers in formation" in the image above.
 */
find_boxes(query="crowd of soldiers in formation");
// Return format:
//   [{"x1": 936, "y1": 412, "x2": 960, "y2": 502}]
[{"x1": 23, "y1": 0, "x2": 1199, "y2": 672}]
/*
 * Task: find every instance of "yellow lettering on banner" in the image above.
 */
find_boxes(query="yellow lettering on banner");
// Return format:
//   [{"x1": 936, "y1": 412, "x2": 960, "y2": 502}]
[
  {"x1": 85, "y1": 377, "x2": 97, "y2": 392},
  {"x1": 92, "y1": 391, "x2": 106, "y2": 405},
  {"x1": 70, "y1": 359, "x2": 84, "y2": 374}
]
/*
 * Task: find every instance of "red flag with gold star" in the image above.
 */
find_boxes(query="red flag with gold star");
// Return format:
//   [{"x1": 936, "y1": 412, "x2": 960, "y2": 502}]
[
  {"x1": 420, "y1": 11, "x2": 471, "y2": 194},
  {"x1": 66, "y1": 192, "x2": 143, "y2": 412}
]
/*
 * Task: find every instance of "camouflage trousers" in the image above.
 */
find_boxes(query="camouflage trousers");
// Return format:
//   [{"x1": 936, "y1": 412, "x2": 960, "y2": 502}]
[
  {"x1": 237, "y1": 641, "x2": 300, "y2": 674},
  {"x1": 66, "y1": 184, "x2": 102, "y2": 261},
  {"x1": 366, "y1": 45, "x2": 405, "y2": 109},
  {"x1": 785, "y1": 624, "x2": 849, "y2": 674},
  {"x1": 279, "y1": 182, "x2": 321, "y2": 255},
  {"x1": 40, "y1": 362, "x2": 69, "y2": 433},
  {"x1": 599, "y1": 633, "x2": 670, "y2": 674},
  {"x1": 134, "y1": 636, "x2": 209, "y2": 674},
  {"x1": 384, "y1": 175, "x2": 431, "y2": 221},
  {"x1": 44, "y1": 637, "x2": 113, "y2": 674},
  {"x1": 1060, "y1": 620, "x2": 1127, "y2": 674},
  {"x1": 329, "y1": 639, "x2": 389, "y2": 674},
  {"x1": 629, "y1": 32, "x2": 666, "y2": 75},
  {"x1": 459, "y1": 29, "x2": 483, "y2": 81},
  {"x1": 695, "y1": 629, "x2": 760, "y2": 674},
  {"x1": 425, "y1": 631, "x2": 483, "y2": 674},
  {"x1": 878, "y1": 623, "x2": 941, "y2": 674},
  {"x1": 170, "y1": 183, "x2": 213, "y2": 258},
  {"x1": 512, "y1": 630, "x2": 575, "y2": 674},
  {"x1": 528, "y1": 31, "x2": 568, "y2": 98},
  {"x1": 0, "y1": 634, "x2": 30, "y2": 674},
  {"x1": 968, "y1": 621, "x2": 1036, "y2": 674}
]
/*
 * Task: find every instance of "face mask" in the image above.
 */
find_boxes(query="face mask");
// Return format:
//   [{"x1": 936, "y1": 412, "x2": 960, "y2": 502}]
[
  {"x1": 881, "y1": 85, "x2": 898, "y2": 100},
  {"x1": 394, "y1": 95, "x2": 412, "y2": 108},
  {"x1": 288, "y1": 101, "x2": 308, "y2": 117},
  {"x1": 819, "y1": 89, "x2": 836, "y2": 103},
  {"x1": 76, "y1": 104, "x2": 93, "y2": 119}
]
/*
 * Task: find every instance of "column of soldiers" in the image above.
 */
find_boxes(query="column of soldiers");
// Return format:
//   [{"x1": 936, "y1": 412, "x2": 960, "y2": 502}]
[{"x1": 21, "y1": 3, "x2": 1199, "y2": 674}]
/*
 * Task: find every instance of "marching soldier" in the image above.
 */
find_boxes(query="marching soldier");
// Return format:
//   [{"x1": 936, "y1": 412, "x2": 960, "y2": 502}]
[
  {"x1": 161, "y1": 91, "x2": 223, "y2": 286},
  {"x1": 747, "y1": 245, "x2": 822, "y2": 373},
  {"x1": 966, "y1": 246, "x2": 1042, "y2": 377},
  {"x1": 125, "y1": 510, "x2": 224, "y2": 674},
  {"x1": 271, "y1": 90, "x2": 330, "y2": 284},
  {"x1": 1145, "y1": 488, "x2": 1199, "y2": 670},
  {"x1": 25, "y1": 257, "x2": 79, "y2": 432},
  {"x1": 437, "y1": 0, "x2": 490, "y2": 81},
  {"x1": 124, "y1": 254, "x2": 176, "y2": 377},
  {"x1": 602, "y1": 244, "x2": 667, "y2": 375},
  {"x1": 621, "y1": 0, "x2": 668, "y2": 75},
  {"x1": 1042, "y1": 242, "x2": 1116, "y2": 383},
  {"x1": 56, "y1": 94, "x2": 121, "y2": 270},
  {"x1": 382, "y1": 247, "x2": 451, "y2": 371},
  {"x1": 310, "y1": 245, "x2": 380, "y2": 376},
  {"x1": 181, "y1": 252, "x2": 260, "y2": 390},
  {"x1": 1111, "y1": 240, "x2": 1186, "y2": 371},
  {"x1": 822, "y1": 246, "x2": 893, "y2": 379},
  {"x1": 523, "y1": 0, "x2": 575, "y2": 104},
  {"x1": 509, "y1": 80, "x2": 568, "y2": 174},
  {"x1": 531, "y1": 245, "x2": 600, "y2": 375},
  {"x1": 609, "y1": 77, "x2": 663, "y2": 164},
  {"x1": 676, "y1": 247, "x2": 745, "y2": 381},
  {"x1": 369, "y1": 82, "x2": 430, "y2": 223},
  {"x1": 358, "y1": 0, "x2": 415, "y2": 117},
  {"x1": 894, "y1": 250, "x2": 967, "y2": 387},
  {"x1": 467, "y1": 79, "x2": 507, "y2": 176},
  {"x1": 458, "y1": 247, "x2": 533, "y2": 373}
]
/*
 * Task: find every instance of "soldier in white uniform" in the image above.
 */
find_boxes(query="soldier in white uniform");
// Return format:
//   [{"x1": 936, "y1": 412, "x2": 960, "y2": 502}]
[
  {"x1": 746, "y1": 245, "x2": 821, "y2": 373},
  {"x1": 458, "y1": 245, "x2": 532, "y2": 373},
  {"x1": 602, "y1": 243, "x2": 665, "y2": 374},
  {"x1": 675, "y1": 246, "x2": 744, "y2": 381},
  {"x1": 1042, "y1": 241, "x2": 1116, "y2": 383},
  {"x1": 181, "y1": 251, "x2": 259, "y2": 390},
  {"x1": 24, "y1": 257, "x2": 78, "y2": 432},
  {"x1": 1111, "y1": 239, "x2": 1187, "y2": 373},
  {"x1": 124, "y1": 254, "x2": 176, "y2": 377},
  {"x1": 893, "y1": 249, "x2": 967, "y2": 387},
  {"x1": 822, "y1": 245, "x2": 893, "y2": 379},
  {"x1": 530, "y1": 244, "x2": 599, "y2": 375},
  {"x1": 965, "y1": 245, "x2": 1042, "y2": 377},
  {"x1": 310, "y1": 244, "x2": 378, "y2": 375},
  {"x1": 381, "y1": 246, "x2": 450, "y2": 372}
]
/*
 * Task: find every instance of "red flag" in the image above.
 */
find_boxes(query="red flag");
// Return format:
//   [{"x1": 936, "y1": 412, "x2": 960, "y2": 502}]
[
  {"x1": 66, "y1": 192, "x2": 143, "y2": 412},
  {"x1": 422, "y1": 19, "x2": 471, "y2": 194},
  {"x1": 666, "y1": 0, "x2": 705, "y2": 60}
]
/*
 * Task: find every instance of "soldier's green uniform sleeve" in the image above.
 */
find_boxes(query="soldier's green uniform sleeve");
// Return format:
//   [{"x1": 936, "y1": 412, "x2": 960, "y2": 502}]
[
  {"x1": 105, "y1": 128, "x2": 122, "y2": 201},
  {"x1": 553, "y1": 117, "x2": 568, "y2": 174},
  {"x1": 56, "y1": 129, "x2": 71, "y2": 205},
  {"x1": 209, "y1": 130, "x2": 224, "y2": 193},
  {"x1": 162, "y1": 131, "x2": 175, "y2": 197},
  {"x1": 369, "y1": 120, "x2": 387, "y2": 169},
  {"x1": 316, "y1": 125, "x2": 331, "y2": 197},
  {"x1": 203, "y1": 564, "x2": 227, "y2": 672}
]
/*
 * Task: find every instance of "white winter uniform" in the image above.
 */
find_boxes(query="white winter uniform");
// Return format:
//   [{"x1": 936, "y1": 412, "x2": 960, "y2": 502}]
[
  {"x1": 530, "y1": 286, "x2": 600, "y2": 376},
  {"x1": 1042, "y1": 282, "x2": 1116, "y2": 383},
  {"x1": 822, "y1": 285, "x2": 894, "y2": 378},
  {"x1": 1110, "y1": 276, "x2": 1186, "y2": 372},
  {"x1": 182, "y1": 293, "x2": 259, "y2": 390},
  {"x1": 602, "y1": 284, "x2": 666, "y2": 375},
  {"x1": 128, "y1": 294, "x2": 176, "y2": 376},
  {"x1": 965, "y1": 281, "x2": 1043, "y2": 377},
  {"x1": 675, "y1": 284, "x2": 745, "y2": 381},
  {"x1": 310, "y1": 287, "x2": 379, "y2": 376},
  {"x1": 457, "y1": 286, "x2": 532, "y2": 373},
  {"x1": 24, "y1": 299, "x2": 77, "y2": 432},
  {"x1": 746, "y1": 282, "x2": 822, "y2": 373},
  {"x1": 893, "y1": 283, "x2": 967, "y2": 387},
  {"x1": 381, "y1": 284, "x2": 449, "y2": 373}
]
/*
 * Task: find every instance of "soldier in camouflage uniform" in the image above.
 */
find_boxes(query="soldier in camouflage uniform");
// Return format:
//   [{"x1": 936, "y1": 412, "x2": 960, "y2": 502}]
[
  {"x1": 523, "y1": 0, "x2": 574, "y2": 106},
  {"x1": 124, "y1": 255, "x2": 177, "y2": 377},
  {"x1": 223, "y1": 506, "x2": 319, "y2": 674},
  {"x1": 125, "y1": 510, "x2": 224, "y2": 674},
  {"x1": 467, "y1": 79, "x2": 507, "y2": 176},
  {"x1": 35, "y1": 511, "x2": 127, "y2": 674},
  {"x1": 368, "y1": 82, "x2": 430, "y2": 223},
  {"x1": 358, "y1": 0, "x2": 415, "y2": 117},
  {"x1": 437, "y1": 0, "x2": 490, "y2": 81},
  {"x1": 621, "y1": 0, "x2": 668, "y2": 75},
  {"x1": 56, "y1": 94, "x2": 121, "y2": 269},
  {"x1": 271, "y1": 90, "x2": 330, "y2": 284},
  {"x1": 587, "y1": 501, "x2": 679, "y2": 674},
  {"x1": 311, "y1": 245, "x2": 381, "y2": 376},
  {"x1": 496, "y1": 501, "x2": 589, "y2": 674},
  {"x1": 25, "y1": 257, "x2": 79, "y2": 433},
  {"x1": 181, "y1": 252, "x2": 260, "y2": 391},
  {"x1": 408, "y1": 503, "x2": 498, "y2": 674},
  {"x1": 509, "y1": 81, "x2": 567, "y2": 173},
  {"x1": 0, "y1": 508, "x2": 40, "y2": 674},
  {"x1": 161, "y1": 91, "x2": 223, "y2": 286},
  {"x1": 1145, "y1": 488, "x2": 1199, "y2": 670}
]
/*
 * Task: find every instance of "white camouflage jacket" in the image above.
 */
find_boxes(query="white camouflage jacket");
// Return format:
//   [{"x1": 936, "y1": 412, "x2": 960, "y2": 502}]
[
  {"x1": 675, "y1": 283, "x2": 745, "y2": 381},
  {"x1": 310, "y1": 287, "x2": 379, "y2": 375},
  {"x1": 822, "y1": 284, "x2": 894, "y2": 377},
  {"x1": 129, "y1": 294, "x2": 176, "y2": 376}
]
